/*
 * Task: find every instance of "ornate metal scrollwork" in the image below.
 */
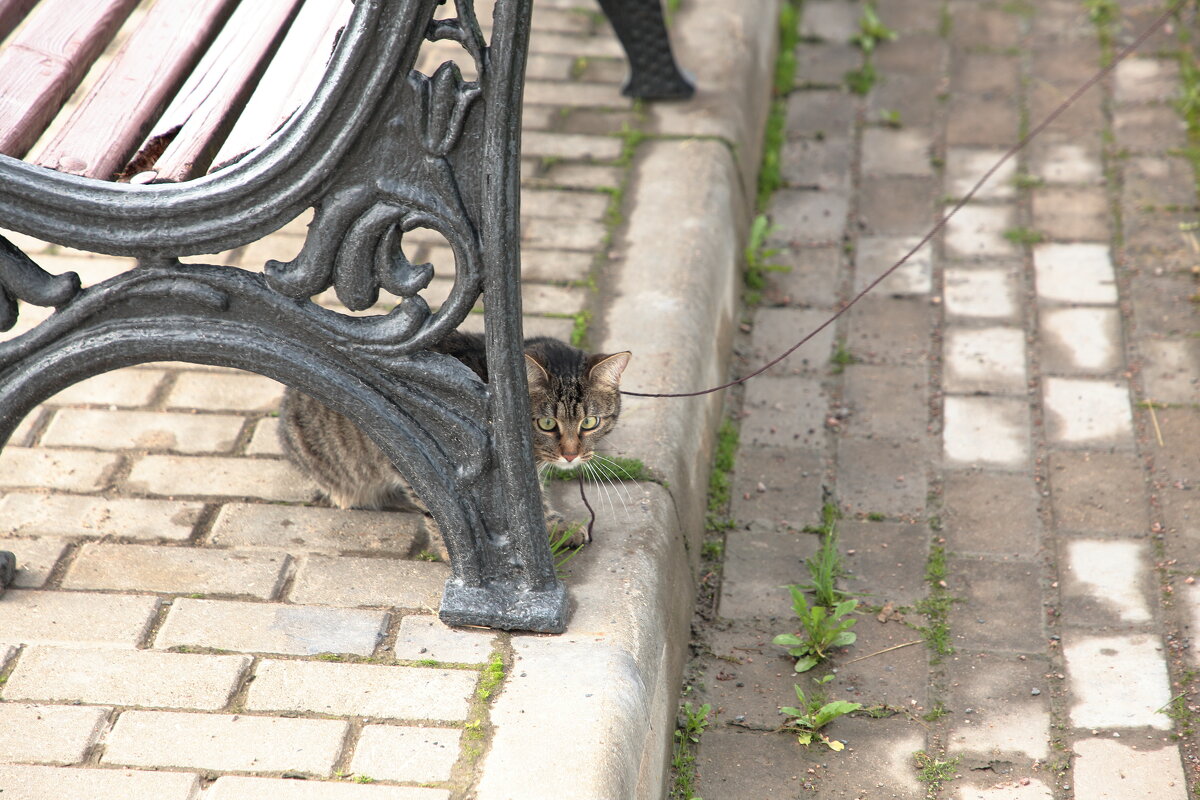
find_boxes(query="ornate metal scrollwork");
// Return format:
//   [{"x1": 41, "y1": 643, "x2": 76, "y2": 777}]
[{"x1": 0, "y1": 236, "x2": 81, "y2": 332}]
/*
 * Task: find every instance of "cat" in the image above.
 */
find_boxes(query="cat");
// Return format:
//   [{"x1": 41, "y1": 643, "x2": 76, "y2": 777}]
[{"x1": 277, "y1": 332, "x2": 631, "y2": 546}]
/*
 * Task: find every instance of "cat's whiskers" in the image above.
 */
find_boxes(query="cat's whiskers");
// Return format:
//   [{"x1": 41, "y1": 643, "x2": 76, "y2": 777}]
[
  {"x1": 582, "y1": 461, "x2": 620, "y2": 518},
  {"x1": 590, "y1": 454, "x2": 636, "y2": 506},
  {"x1": 585, "y1": 456, "x2": 632, "y2": 516}
]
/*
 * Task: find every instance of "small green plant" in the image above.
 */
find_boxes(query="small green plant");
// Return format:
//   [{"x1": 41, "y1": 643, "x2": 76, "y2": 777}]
[
  {"x1": 1013, "y1": 172, "x2": 1045, "y2": 189},
  {"x1": 878, "y1": 108, "x2": 903, "y2": 127},
  {"x1": 464, "y1": 719, "x2": 485, "y2": 740},
  {"x1": 913, "y1": 544, "x2": 956, "y2": 658},
  {"x1": 701, "y1": 539, "x2": 724, "y2": 560},
  {"x1": 866, "y1": 511, "x2": 886, "y2": 522},
  {"x1": 780, "y1": 681, "x2": 862, "y2": 750},
  {"x1": 705, "y1": 417, "x2": 739, "y2": 530},
  {"x1": 922, "y1": 703, "x2": 949, "y2": 722},
  {"x1": 545, "y1": 455, "x2": 652, "y2": 482},
  {"x1": 416, "y1": 549, "x2": 441, "y2": 562},
  {"x1": 569, "y1": 309, "x2": 592, "y2": 348},
  {"x1": 670, "y1": 702, "x2": 711, "y2": 799},
  {"x1": 774, "y1": 587, "x2": 858, "y2": 672},
  {"x1": 570, "y1": 55, "x2": 589, "y2": 80},
  {"x1": 844, "y1": 61, "x2": 879, "y2": 95},
  {"x1": 913, "y1": 751, "x2": 961, "y2": 797},
  {"x1": 1083, "y1": 0, "x2": 1119, "y2": 26},
  {"x1": 548, "y1": 523, "x2": 587, "y2": 572},
  {"x1": 1003, "y1": 226, "x2": 1045, "y2": 245},
  {"x1": 851, "y1": 6, "x2": 898, "y2": 55},
  {"x1": 353, "y1": 775, "x2": 375, "y2": 784},
  {"x1": 800, "y1": 502, "x2": 851, "y2": 606},
  {"x1": 830, "y1": 339, "x2": 857, "y2": 374},
  {"x1": 477, "y1": 653, "x2": 505, "y2": 701}
]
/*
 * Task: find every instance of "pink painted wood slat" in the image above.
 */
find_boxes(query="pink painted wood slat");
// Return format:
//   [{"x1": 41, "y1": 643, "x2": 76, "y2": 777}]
[
  {"x1": 0, "y1": 0, "x2": 140, "y2": 158},
  {"x1": 210, "y1": 0, "x2": 353, "y2": 173},
  {"x1": 33, "y1": 0, "x2": 240, "y2": 179},
  {"x1": 133, "y1": 0, "x2": 305, "y2": 182}
]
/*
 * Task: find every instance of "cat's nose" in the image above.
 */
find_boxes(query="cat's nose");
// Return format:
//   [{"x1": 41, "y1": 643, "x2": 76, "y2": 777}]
[{"x1": 562, "y1": 451, "x2": 580, "y2": 462}]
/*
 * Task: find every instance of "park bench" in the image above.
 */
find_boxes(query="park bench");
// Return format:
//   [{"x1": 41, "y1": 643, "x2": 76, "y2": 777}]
[{"x1": 0, "y1": 0, "x2": 691, "y2": 630}]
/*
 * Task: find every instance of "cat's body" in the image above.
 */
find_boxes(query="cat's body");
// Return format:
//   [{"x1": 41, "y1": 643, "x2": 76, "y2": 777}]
[{"x1": 278, "y1": 332, "x2": 630, "y2": 542}]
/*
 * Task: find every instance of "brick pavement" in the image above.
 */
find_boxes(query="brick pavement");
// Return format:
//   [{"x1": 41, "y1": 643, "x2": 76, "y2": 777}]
[
  {"x1": 694, "y1": 1, "x2": 1200, "y2": 798},
  {"x1": 0, "y1": 1, "x2": 663, "y2": 796}
]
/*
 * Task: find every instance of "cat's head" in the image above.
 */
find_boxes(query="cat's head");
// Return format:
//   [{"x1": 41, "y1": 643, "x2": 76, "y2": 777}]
[{"x1": 523, "y1": 338, "x2": 630, "y2": 469}]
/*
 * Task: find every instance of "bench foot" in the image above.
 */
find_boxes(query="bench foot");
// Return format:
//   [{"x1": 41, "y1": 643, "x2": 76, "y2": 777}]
[
  {"x1": 0, "y1": 551, "x2": 15, "y2": 592},
  {"x1": 439, "y1": 580, "x2": 569, "y2": 634},
  {"x1": 596, "y1": 0, "x2": 695, "y2": 100}
]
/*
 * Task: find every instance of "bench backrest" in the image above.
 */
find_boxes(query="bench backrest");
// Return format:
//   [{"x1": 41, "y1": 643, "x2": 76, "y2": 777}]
[{"x1": 0, "y1": 0, "x2": 352, "y2": 182}]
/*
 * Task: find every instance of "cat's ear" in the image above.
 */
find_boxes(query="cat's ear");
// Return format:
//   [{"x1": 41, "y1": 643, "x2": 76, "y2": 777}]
[
  {"x1": 525, "y1": 353, "x2": 551, "y2": 391},
  {"x1": 587, "y1": 351, "x2": 631, "y2": 388}
]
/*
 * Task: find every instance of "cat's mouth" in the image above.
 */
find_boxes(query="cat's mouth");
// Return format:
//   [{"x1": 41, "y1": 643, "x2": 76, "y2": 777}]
[{"x1": 552, "y1": 455, "x2": 590, "y2": 470}]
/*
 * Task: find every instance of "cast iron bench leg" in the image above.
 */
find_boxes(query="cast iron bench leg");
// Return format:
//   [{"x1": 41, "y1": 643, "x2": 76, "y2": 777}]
[
  {"x1": 0, "y1": 551, "x2": 15, "y2": 593},
  {"x1": 596, "y1": 0, "x2": 694, "y2": 99}
]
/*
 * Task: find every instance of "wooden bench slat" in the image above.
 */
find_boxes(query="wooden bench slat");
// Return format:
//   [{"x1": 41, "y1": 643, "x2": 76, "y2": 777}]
[
  {"x1": 0, "y1": 0, "x2": 39, "y2": 43},
  {"x1": 33, "y1": 0, "x2": 240, "y2": 179},
  {"x1": 0, "y1": 0, "x2": 140, "y2": 158},
  {"x1": 210, "y1": 0, "x2": 353, "y2": 173},
  {"x1": 132, "y1": 0, "x2": 305, "y2": 182}
]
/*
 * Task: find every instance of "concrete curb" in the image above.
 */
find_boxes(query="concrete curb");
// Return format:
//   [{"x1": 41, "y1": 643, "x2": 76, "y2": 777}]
[{"x1": 476, "y1": 3, "x2": 779, "y2": 797}]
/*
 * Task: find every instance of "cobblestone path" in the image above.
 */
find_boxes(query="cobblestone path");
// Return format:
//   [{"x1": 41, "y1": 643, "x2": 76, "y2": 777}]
[{"x1": 690, "y1": 1, "x2": 1200, "y2": 798}]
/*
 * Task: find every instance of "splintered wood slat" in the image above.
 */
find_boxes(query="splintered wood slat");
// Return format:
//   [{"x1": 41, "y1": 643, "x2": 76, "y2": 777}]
[
  {"x1": 34, "y1": 0, "x2": 240, "y2": 179},
  {"x1": 133, "y1": 0, "x2": 305, "y2": 182},
  {"x1": 0, "y1": 0, "x2": 39, "y2": 43},
  {"x1": 210, "y1": 0, "x2": 353, "y2": 173},
  {"x1": 0, "y1": 0, "x2": 140, "y2": 158}
]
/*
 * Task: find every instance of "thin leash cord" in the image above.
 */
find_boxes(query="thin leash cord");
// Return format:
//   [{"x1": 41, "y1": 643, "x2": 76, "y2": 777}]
[{"x1": 621, "y1": 1, "x2": 1185, "y2": 400}]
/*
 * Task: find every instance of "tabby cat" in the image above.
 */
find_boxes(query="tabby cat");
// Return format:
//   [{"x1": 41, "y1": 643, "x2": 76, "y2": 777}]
[{"x1": 278, "y1": 332, "x2": 631, "y2": 544}]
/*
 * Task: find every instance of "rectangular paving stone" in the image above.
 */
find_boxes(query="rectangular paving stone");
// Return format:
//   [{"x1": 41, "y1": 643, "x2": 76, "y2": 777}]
[
  {"x1": 748, "y1": 307, "x2": 835, "y2": 376},
  {"x1": 861, "y1": 128, "x2": 934, "y2": 177},
  {"x1": 394, "y1": 614, "x2": 496, "y2": 664},
  {"x1": 208, "y1": 503, "x2": 424, "y2": 554},
  {"x1": 944, "y1": 204, "x2": 1018, "y2": 259},
  {"x1": 1124, "y1": 155, "x2": 1198, "y2": 210},
  {"x1": 0, "y1": 765, "x2": 200, "y2": 799},
  {"x1": 46, "y1": 368, "x2": 165, "y2": 407},
  {"x1": 245, "y1": 659, "x2": 476, "y2": 721},
  {"x1": 40, "y1": 410, "x2": 245, "y2": 453},
  {"x1": 767, "y1": 189, "x2": 850, "y2": 244},
  {"x1": 1029, "y1": 141, "x2": 1103, "y2": 185},
  {"x1": 740, "y1": 376, "x2": 827, "y2": 450},
  {"x1": 289, "y1": 555, "x2": 449, "y2": 610},
  {"x1": 522, "y1": 79, "x2": 626, "y2": 108},
  {"x1": 947, "y1": 558, "x2": 1044, "y2": 653},
  {"x1": 0, "y1": 590, "x2": 159, "y2": 648},
  {"x1": 946, "y1": 97, "x2": 1020, "y2": 148},
  {"x1": 102, "y1": 710, "x2": 348, "y2": 774},
  {"x1": 842, "y1": 365, "x2": 928, "y2": 441},
  {"x1": 1031, "y1": 186, "x2": 1109, "y2": 241},
  {"x1": 1034, "y1": 243, "x2": 1117, "y2": 304},
  {"x1": 166, "y1": 371, "x2": 284, "y2": 412},
  {"x1": 857, "y1": 176, "x2": 935, "y2": 236},
  {"x1": 124, "y1": 455, "x2": 315, "y2": 501},
  {"x1": 1048, "y1": 451, "x2": 1148, "y2": 534},
  {"x1": 0, "y1": 703, "x2": 108, "y2": 764},
  {"x1": 837, "y1": 437, "x2": 929, "y2": 517},
  {"x1": 1042, "y1": 377, "x2": 1134, "y2": 447},
  {"x1": 532, "y1": 161, "x2": 623, "y2": 190},
  {"x1": 720, "y1": 521, "x2": 822, "y2": 620},
  {"x1": 945, "y1": 148, "x2": 1017, "y2": 200},
  {"x1": 9, "y1": 409, "x2": 42, "y2": 446},
  {"x1": 0, "y1": 493, "x2": 202, "y2": 541},
  {"x1": 1140, "y1": 339, "x2": 1200, "y2": 404},
  {"x1": 1039, "y1": 307, "x2": 1122, "y2": 374},
  {"x1": 245, "y1": 417, "x2": 284, "y2": 455},
  {"x1": 0, "y1": 447, "x2": 118, "y2": 491},
  {"x1": 4, "y1": 646, "x2": 249, "y2": 710},
  {"x1": 942, "y1": 472, "x2": 1040, "y2": 556},
  {"x1": 63, "y1": 543, "x2": 290, "y2": 599},
  {"x1": 854, "y1": 236, "x2": 932, "y2": 296},
  {"x1": 944, "y1": 266, "x2": 1022, "y2": 323},
  {"x1": 1073, "y1": 739, "x2": 1188, "y2": 800},
  {"x1": 781, "y1": 137, "x2": 853, "y2": 191},
  {"x1": 761, "y1": 245, "x2": 841, "y2": 308},
  {"x1": 1114, "y1": 105, "x2": 1188, "y2": 152},
  {"x1": 207, "y1": 776, "x2": 449, "y2": 800},
  {"x1": 521, "y1": 132, "x2": 622, "y2": 162},
  {"x1": 1062, "y1": 539, "x2": 1153, "y2": 627},
  {"x1": 840, "y1": 521, "x2": 927, "y2": 607},
  {"x1": 1064, "y1": 634, "x2": 1173, "y2": 729},
  {"x1": 943, "y1": 396, "x2": 1029, "y2": 469},
  {"x1": 0, "y1": 537, "x2": 68, "y2": 588},
  {"x1": 154, "y1": 598, "x2": 387, "y2": 656},
  {"x1": 845, "y1": 297, "x2": 931, "y2": 365},
  {"x1": 943, "y1": 326, "x2": 1027, "y2": 395},
  {"x1": 522, "y1": 217, "x2": 607, "y2": 252},
  {"x1": 946, "y1": 652, "x2": 1051, "y2": 761},
  {"x1": 730, "y1": 446, "x2": 824, "y2": 528},
  {"x1": 350, "y1": 725, "x2": 463, "y2": 783}
]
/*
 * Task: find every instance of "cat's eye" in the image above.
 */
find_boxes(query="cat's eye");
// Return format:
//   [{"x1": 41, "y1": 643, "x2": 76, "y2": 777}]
[
  {"x1": 536, "y1": 417, "x2": 557, "y2": 431},
  {"x1": 580, "y1": 416, "x2": 601, "y2": 431}
]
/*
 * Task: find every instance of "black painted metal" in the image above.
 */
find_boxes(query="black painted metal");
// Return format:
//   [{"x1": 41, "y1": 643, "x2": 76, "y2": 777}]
[
  {"x1": 596, "y1": 0, "x2": 694, "y2": 99},
  {"x1": 0, "y1": 0, "x2": 690, "y2": 631}
]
